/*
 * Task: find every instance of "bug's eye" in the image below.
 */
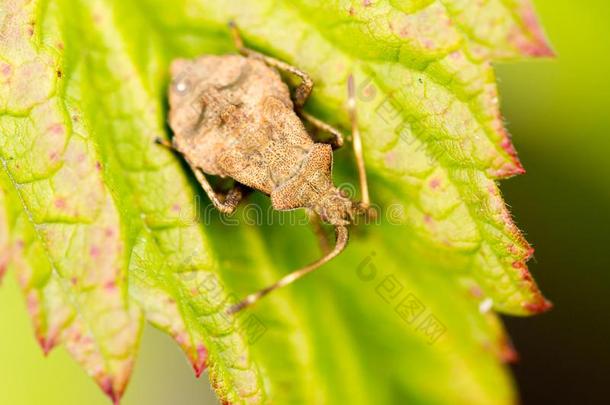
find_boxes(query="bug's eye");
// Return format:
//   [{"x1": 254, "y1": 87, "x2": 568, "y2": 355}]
[
  {"x1": 172, "y1": 78, "x2": 191, "y2": 95},
  {"x1": 175, "y1": 80, "x2": 188, "y2": 93}
]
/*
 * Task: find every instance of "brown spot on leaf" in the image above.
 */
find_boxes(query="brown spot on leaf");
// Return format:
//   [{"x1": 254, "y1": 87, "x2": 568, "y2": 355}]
[
  {"x1": 469, "y1": 285, "x2": 483, "y2": 298},
  {"x1": 48, "y1": 151, "x2": 60, "y2": 162}
]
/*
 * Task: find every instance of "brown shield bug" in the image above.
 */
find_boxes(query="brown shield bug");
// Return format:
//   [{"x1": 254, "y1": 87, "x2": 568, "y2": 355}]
[{"x1": 157, "y1": 22, "x2": 372, "y2": 313}]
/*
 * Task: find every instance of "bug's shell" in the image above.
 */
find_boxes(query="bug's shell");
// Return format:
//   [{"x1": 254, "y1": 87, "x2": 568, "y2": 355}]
[{"x1": 168, "y1": 54, "x2": 351, "y2": 223}]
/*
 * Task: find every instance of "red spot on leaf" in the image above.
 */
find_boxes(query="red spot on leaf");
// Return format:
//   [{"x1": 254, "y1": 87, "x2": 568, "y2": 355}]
[
  {"x1": 54, "y1": 198, "x2": 66, "y2": 209},
  {"x1": 423, "y1": 214, "x2": 433, "y2": 225},
  {"x1": 104, "y1": 281, "x2": 117, "y2": 291},
  {"x1": 469, "y1": 285, "x2": 483, "y2": 298},
  {"x1": 48, "y1": 123, "x2": 65, "y2": 135},
  {"x1": 171, "y1": 203, "x2": 181, "y2": 212},
  {"x1": 26, "y1": 293, "x2": 39, "y2": 318},
  {"x1": 90, "y1": 245, "x2": 100, "y2": 257},
  {"x1": 174, "y1": 333, "x2": 187, "y2": 345},
  {"x1": 496, "y1": 136, "x2": 526, "y2": 177},
  {"x1": 429, "y1": 178, "x2": 441, "y2": 189},
  {"x1": 0, "y1": 63, "x2": 11, "y2": 78},
  {"x1": 104, "y1": 227, "x2": 115, "y2": 238}
]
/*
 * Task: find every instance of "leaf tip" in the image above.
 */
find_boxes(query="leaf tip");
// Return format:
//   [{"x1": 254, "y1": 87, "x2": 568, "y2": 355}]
[
  {"x1": 515, "y1": 1, "x2": 556, "y2": 59},
  {"x1": 0, "y1": 251, "x2": 10, "y2": 283},
  {"x1": 523, "y1": 297, "x2": 553, "y2": 315},
  {"x1": 511, "y1": 253, "x2": 552, "y2": 315},
  {"x1": 37, "y1": 335, "x2": 56, "y2": 356},
  {"x1": 192, "y1": 344, "x2": 208, "y2": 378},
  {"x1": 99, "y1": 376, "x2": 124, "y2": 405},
  {"x1": 499, "y1": 335, "x2": 520, "y2": 364},
  {"x1": 494, "y1": 132, "x2": 527, "y2": 178}
]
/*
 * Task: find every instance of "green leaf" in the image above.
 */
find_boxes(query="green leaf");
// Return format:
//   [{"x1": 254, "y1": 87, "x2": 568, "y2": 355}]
[{"x1": 0, "y1": 0, "x2": 552, "y2": 404}]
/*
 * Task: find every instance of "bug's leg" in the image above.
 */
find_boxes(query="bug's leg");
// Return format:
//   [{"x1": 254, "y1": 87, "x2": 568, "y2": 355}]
[
  {"x1": 192, "y1": 169, "x2": 245, "y2": 215},
  {"x1": 228, "y1": 22, "x2": 344, "y2": 148},
  {"x1": 307, "y1": 209, "x2": 331, "y2": 254},
  {"x1": 347, "y1": 75, "x2": 370, "y2": 208},
  {"x1": 229, "y1": 21, "x2": 313, "y2": 108},
  {"x1": 155, "y1": 137, "x2": 244, "y2": 214},
  {"x1": 300, "y1": 111, "x2": 344, "y2": 149},
  {"x1": 154, "y1": 137, "x2": 175, "y2": 149},
  {"x1": 228, "y1": 225, "x2": 349, "y2": 314}
]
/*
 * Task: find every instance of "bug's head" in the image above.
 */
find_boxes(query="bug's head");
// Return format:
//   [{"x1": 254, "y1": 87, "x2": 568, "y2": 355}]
[
  {"x1": 313, "y1": 189, "x2": 376, "y2": 226},
  {"x1": 168, "y1": 58, "x2": 202, "y2": 136},
  {"x1": 314, "y1": 190, "x2": 354, "y2": 226},
  {"x1": 169, "y1": 58, "x2": 198, "y2": 105}
]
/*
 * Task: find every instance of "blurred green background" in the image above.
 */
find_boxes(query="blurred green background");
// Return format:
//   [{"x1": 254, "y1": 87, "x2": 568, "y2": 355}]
[
  {"x1": 498, "y1": 0, "x2": 610, "y2": 403},
  {"x1": 0, "y1": 0, "x2": 608, "y2": 403}
]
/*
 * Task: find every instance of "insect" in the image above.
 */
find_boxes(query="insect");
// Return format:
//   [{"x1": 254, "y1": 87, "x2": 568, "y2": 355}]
[{"x1": 157, "y1": 22, "x2": 371, "y2": 313}]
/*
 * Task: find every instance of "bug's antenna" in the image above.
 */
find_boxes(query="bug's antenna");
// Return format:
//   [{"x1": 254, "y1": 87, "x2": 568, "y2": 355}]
[
  {"x1": 347, "y1": 75, "x2": 370, "y2": 208},
  {"x1": 228, "y1": 226, "x2": 349, "y2": 314}
]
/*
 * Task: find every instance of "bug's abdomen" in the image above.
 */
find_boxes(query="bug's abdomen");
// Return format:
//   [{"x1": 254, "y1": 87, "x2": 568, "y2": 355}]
[{"x1": 216, "y1": 96, "x2": 314, "y2": 194}]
